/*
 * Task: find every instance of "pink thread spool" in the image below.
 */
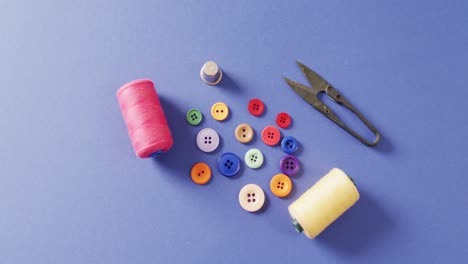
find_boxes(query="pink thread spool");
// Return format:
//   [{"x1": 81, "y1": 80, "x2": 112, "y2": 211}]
[{"x1": 117, "y1": 79, "x2": 173, "y2": 158}]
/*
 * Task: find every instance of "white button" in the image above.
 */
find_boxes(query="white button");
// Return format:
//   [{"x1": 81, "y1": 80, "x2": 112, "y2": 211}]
[
  {"x1": 196, "y1": 128, "x2": 220, "y2": 153},
  {"x1": 239, "y1": 184, "x2": 265, "y2": 212}
]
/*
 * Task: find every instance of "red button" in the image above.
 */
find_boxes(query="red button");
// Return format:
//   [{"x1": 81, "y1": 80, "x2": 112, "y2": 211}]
[
  {"x1": 276, "y1": 112, "x2": 292, "y2": 128},
  {"x1": 261, "y1": 125, "x2": 281, "y2": 146},
  {"x1": 248, "y1": 98, "x2": 265, "y2": 116}
]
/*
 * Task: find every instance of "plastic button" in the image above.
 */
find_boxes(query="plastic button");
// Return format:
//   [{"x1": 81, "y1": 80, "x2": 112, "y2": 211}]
[
  {"x1": 244, "y1": 148, "x2": 264, "y2": 169},
  {"x1": 248, "y1": 98, "x2": 265, "y2": 116},
  {"x1": 218, "y1": 152, "x2": 241, "y2": 177},
  {"x1": 190, "y1": 162, "x2": 212, "y2": 185},
  {"x1": 239, "y1": 184, "x2": 265, "y2": 212},
  {"x1": 211, "y1": 102, "x2": 229, "y2": 121},
  {"x1": 235, "y1": 124, "x2": 254, "y2": 144},
  {"x1": 261, "y1": 125, "x2": 281, "y2": 146},
  {"x1": 270, "y1": 173, "x2": 293, "y2": 198},
  {"x1": 280, "y1": 155, "x2": 300, "y2": 176},
  {"x1": 196, "y1": 128, "x2": 220, "y2": 153},
  {"x1": 276, "y1": 112, "x2": 292, "y2": 128},
  {"x1": 281, "y1": 136, "x2": 299, "y2": 154},
  {"x1": 186, "y1": 108, "x2": 203, "y2": 126}
]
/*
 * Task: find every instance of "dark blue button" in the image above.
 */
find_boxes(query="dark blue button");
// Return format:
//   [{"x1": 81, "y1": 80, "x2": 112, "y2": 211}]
[
  {"x1": 218, "y1": 152, "x2": 241, "y2": 177},
  {"x1": 281, "y1": 136, "x2": 298, "y2": 154},
  {"x1": 280, "y1": 155, "x2": 300, "y2": 176}
]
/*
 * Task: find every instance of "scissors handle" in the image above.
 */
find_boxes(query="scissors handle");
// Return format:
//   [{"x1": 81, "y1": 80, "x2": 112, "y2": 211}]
[{"x1": 323, "y1": 85, "x2": 380, "y2": 146}]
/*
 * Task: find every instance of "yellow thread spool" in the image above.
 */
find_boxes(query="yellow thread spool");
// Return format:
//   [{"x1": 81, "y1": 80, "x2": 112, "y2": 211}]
[{"x1": 288, "y1": 168, "x2": 359, "y2": 239}]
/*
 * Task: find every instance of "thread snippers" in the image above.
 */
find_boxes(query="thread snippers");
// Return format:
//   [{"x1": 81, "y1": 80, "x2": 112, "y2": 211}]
[{"x1": 284, "y1": 61, "x2": 381, "y2": 146}]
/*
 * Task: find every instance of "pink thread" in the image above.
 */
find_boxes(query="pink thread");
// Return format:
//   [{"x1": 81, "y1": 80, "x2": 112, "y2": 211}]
[{"x1": 117, "y1": 79, "x2": 173, "y2": 158}]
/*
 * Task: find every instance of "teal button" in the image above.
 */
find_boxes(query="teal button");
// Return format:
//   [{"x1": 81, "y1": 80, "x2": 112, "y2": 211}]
[
  {"x1": 244, "y1": 148, "x2": 264, "y2": 169},
  {"x1": 186, "y1": 108, "x2": 203, "y2": 126}
]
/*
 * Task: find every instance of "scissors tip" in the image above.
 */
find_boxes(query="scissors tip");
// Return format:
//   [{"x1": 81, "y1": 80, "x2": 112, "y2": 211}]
[
  {"x1": 295, "y1": 60, "x2": 305, "y2": 68},
  {"x1": 283, "y1": 77, "x2": 294, "y2": 85}
]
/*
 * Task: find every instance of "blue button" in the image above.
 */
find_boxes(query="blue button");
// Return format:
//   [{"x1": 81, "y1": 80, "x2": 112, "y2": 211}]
[
  {"x1": 281, "y1": 136, "x2": 299, "y2": 154},
  {"x1": 218, "y1": 152, "x2": 241, "y2": 177}
]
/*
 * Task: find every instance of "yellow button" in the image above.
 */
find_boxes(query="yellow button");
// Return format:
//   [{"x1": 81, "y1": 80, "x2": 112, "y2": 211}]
[
  {"x1": 211, "y1": 102, "x2": 229, "y2": 121},
  {"x1": 235, "y1": 124, "x2": 254, "y2": 143},
  {"x1": 190, "y1": 162, "x2": 212, "y2": 185},
  {"x1": 270, "y1": 174, "x2": 293, "y2": 198}
]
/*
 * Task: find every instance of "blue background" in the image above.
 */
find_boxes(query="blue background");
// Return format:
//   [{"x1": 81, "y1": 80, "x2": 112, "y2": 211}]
[{"x1": 1, "y1": 0, "x2": 467, "y2": 263}]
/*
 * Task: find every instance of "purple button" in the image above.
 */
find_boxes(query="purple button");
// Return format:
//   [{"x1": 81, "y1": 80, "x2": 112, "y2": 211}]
[{"x1": 280, "y1": 155, "x2": 300, "y2": 176}]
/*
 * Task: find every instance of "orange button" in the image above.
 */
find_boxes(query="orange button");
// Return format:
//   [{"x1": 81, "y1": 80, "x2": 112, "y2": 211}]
[
  {"x1": 190, "y1": 162, "x2": 212, "y2": 185},
  {"x1": 270, "y1": 173, "x2": 292, "y2": 198}
]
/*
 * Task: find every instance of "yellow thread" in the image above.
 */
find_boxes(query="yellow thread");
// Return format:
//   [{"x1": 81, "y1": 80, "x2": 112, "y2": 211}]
[{"x1": 288, "y1": 168, "x2": 359, "y2": 239}]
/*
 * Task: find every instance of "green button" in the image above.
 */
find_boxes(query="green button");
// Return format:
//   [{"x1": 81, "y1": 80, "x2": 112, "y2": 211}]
[
  {"x1": 244, "y1": 148, "x2": 264, "y2": 169},
  {"x1": 186, "y1": 109, "x2": 203, "y2": 126}
]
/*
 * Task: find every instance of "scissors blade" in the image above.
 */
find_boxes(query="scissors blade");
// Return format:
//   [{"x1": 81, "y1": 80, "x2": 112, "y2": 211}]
[
  {"x1": 284, "y1": 77, "x2": 318, "y2": 105},
  {"x1": 296, "y1": 61, "x2": 329, "y2": 91}
]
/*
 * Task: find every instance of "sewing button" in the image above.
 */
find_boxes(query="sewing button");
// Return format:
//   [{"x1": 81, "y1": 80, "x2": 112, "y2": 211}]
[
  {"x1": 238, "y1": 184, "x2": 265, "y2": 212},
  {"x1": 211, "y1": 102, "x2": 229, "y2": 121},
  {"x1": 244, "y1": 148, "x2": 264, "y2": 169},
  {"x1": 190, "y1": 162, "x2": 212, "y2": 185},
  {"x1": 270, "y1": 173, "x2": 293, "y2": 198},
  {"x1": 248, "y1": 98, "x2": 265, "y2": 116},
  {"x1": 200, "y1": 61, "x2": 223, "y2": 85},
  {"x1": 186, "y1": 108, "x2": 203, "y2": 126},
  {"x1": 196, "y1": 128, "x2": 220, "y2": 153},
  {"x1": 235, "y1": 124, "x2": 254, "y2": 144},
  {"x1": 281, "y1": 136, "x2": 299, "y2": 154},
  {"x1": 218, "y1": 152, "x2": 241, "y2": 177},
  {"x1": 280, "y1": 155, "x2": 300, "y2": 176},
  {"x1": 261, "y1": 125, "x2": 281, "y2": 146},
  {"x1": 276, "y1": 112, "x2": 292, "y2": 128}
]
